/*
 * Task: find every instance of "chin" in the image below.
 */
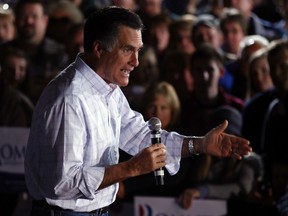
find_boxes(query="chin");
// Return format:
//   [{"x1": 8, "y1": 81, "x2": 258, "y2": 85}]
[
  {"x1": 118, "y1": 79, "x2": 129, "y2": 87},
  {"x1": 120, "y1": 83, "x2": 129, "y2": 87}
]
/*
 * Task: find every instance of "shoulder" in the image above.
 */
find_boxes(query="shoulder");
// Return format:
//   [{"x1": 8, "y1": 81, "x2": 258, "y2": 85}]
[
  {"x1": 244, "y1": 89, "x2": 276, "y2": 111},
  {"x1": 220, "y1": 89, "x2": 244, "y2": 111}
]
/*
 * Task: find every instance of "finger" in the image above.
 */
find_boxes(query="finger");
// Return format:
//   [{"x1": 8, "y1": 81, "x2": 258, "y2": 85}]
[
  {"x1": 177, "y1": 195, "x2": 185, "y2": 208},
  {"x1": 179, "y1": 196, "x2": 189, "y2": 209},
  {"x1": 153, "y1": 146, "x2": 166, "y2": 158},
  {"x1": 231, "y1": 152, "x2": 243, "y2": 160},
  {"x1": 150, "y1": 143, "x2": 166, "y2": 150},
  {"x1": 213, "y1": 120, "x2": 228, "y2": 134},
  {"x1": 231, "y1": 136, "x2": 250, "y2": 147},
  {"x1": 228, "y1": 146, "x2": 251, "y2": 160},
  {"x1": 156, "y1": 156, "x2": 166, "y2": 166},
  {"x1": 235, "y1": 146, "x2": 252, "y2": 155},
  {"x1": 230, "y1": 138, "x2": 252, "y2": 154}
]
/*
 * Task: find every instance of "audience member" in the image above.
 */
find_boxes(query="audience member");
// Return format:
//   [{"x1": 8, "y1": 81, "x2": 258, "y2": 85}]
[
  {"x1": 65, "y1": 23, "x2": 84, "y2": 63},
  {"x1": 262, "y1": 40, "x2": 288, "y2": 194},
  {"x1": 0, "y1": 74, "x2": 34, "y2": 216},
  {"x1": 191, "y1": 14, "x2": 223, "y2": 55},
  {"x1": 141, "y1": 81, "x2": 181, "y2": 131},
  {"x1": 168, "y1": 15, "x2": 196, "y2": 55},
  {"x1": 136, "y1": 0, "x2": 167, "y2": 28},
  {"x1": 223, "y1": 0, "x2": 277, "y2": 40},
  {"x1": 205, "y1": 0, "x2": 225, "y2": 18},
  {"x1": 0, "y1": 46, "x2": 29, "y2": 90},
  {"x1": 246, "y1": 47, "x2": 274, "y2": 100},
  {"x1": 242, "y1": 40, "x2": 288, "y2": 214},
  {"x1": 191, "y1": 13, "x2": 239, "y2": 93},
  {"x1": 273, "y1": 0, "x2": 288, "y2": 40},
  {"x1": 46, "y1": 0, "x2": 84, "y2": 45},
  {"x1": 0, "y1": 4, "x2": 16, "y2": 44},
  {"x1": 219, "y1": 8, "x2": 247, "y2": 62},
  {"x1": 162, "y1": 50, "x2": 194, "y2": 107},
  {"x1": 176, "y1": 45, "x2": 247, "y2": 213},
  {"x1": 144, "y1": 13, "x2": 171, "y2": 77},
  {"x1": 0, "y1": 0, "x2": 69, "y2": 104},
  {"x1": 180, "y1": 43, "x2": 244, "y2": 135},
  {"x1": 242, "y1": 89, "x2": 275, "y2": 156},
  {"x1": 178, "y1": 106, "x2": 264, "y2": 215},
  {"x1": 225, "y1": 35, "x2": 269, "y2": 100},
  {"x1": 0, "y1": 75, "x2": 33, "y2": 127}
]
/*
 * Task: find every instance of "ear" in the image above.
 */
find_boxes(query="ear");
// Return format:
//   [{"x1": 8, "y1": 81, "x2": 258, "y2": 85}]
[
  {"x1": 92, "y1": 41, "x2": 103, "y2": 58},
  {"x1": 43, "y1": 15, "x2": 49, "y2": 28},
  {"x1": 219, "y1": 67, "x2": 225, "y2": 78}
]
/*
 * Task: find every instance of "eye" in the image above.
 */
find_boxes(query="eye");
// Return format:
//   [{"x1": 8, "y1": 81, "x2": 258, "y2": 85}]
[
  {"x1": 122, "y1": 47, "x2": 134, "y2": 55},
  {"x1": 123, "y1": 47, "x2": 131, "y2": 53}
]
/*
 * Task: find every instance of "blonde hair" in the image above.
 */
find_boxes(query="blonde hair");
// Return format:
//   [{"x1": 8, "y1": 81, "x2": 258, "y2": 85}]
[
  {"x1": 0, "y1": 4, "x2": 15, "y2": 22},
  {"x1": 142, "y1": 81, "x2": 181, "y2": 130}
]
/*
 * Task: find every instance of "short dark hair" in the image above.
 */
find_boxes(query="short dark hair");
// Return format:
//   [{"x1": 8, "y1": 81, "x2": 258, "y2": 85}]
[
  {"x1": 190, "y1": 43, "x2": 224, "y2": 68},
  {"x1": 15, "y1": 0, "x2": 47, "y2": 16},
  {"x1": 84, "y1": 6, "x2": 144, "y2": 52},
  {"x1": 220, "y1": 10, "x2": 247, "y2": 36}
]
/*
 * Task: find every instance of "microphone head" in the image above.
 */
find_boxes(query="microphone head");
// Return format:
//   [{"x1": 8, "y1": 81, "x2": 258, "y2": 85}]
[{"x1": 148, "y1": 117, "x2": 162, "y2": 131}]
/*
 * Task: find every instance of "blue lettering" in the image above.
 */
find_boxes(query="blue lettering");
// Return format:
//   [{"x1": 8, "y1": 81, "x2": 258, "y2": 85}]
[{"x1": 0, "y1": 143, "x2": 26, "y2": 165}]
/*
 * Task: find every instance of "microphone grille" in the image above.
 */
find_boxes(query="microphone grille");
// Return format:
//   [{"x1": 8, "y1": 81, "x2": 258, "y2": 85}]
[{"x1": 148, "y1": 117, "x2": 161, "y2": 131}]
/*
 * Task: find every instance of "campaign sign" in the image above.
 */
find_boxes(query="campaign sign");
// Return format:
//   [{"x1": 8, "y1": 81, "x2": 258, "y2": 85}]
[
  {"x1": 134, "y1": 196, "x2": 227, "y2": 216},
  {"x1": 0, "y1": 127, "x2": 30, "y2": 193}
]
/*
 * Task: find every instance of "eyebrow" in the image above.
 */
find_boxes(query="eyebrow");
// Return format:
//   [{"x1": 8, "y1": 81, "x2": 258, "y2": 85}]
[{"x1": 122, "y1": 43, "x2": 144, "y2": 50}]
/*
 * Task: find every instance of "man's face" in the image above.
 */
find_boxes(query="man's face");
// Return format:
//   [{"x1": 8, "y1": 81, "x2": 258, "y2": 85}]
[
  {"x1": 191, "y1": 59, "x2": 222, "y2": 95},
  {"x1": 16, "y1": 3, "x2": 48, "y2": 42},
  {"x1": 192, "y1": 25, "x2": 221, "y2": 50},
  {"x1": 97, "y1": 25, "x2": 143, "y2": 87},
  {"x1": 176, "y1": 29, "x2": 194, "y2": 54},
  {"x1": 222, "y1": 21, "x2": 245, "y2": 54},
  {"x1": 2, "y1": 55, "x2": 27, "y2": 87}
]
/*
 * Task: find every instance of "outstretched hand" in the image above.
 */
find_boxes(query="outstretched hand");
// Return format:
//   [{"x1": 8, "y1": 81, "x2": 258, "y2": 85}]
[{"x1": 203, "y1": 120, "x2": 252, "y2": 159}]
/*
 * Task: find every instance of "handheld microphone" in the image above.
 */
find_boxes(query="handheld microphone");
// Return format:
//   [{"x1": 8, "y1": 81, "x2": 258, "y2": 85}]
[{"x1": 148, "y1": 117, "x2": 164, "y2": 185}]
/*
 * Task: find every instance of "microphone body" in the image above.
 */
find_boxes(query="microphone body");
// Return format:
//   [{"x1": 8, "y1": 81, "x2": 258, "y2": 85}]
[{"x1": 148, "y1": 117, "x2": 164, "y2": 185}]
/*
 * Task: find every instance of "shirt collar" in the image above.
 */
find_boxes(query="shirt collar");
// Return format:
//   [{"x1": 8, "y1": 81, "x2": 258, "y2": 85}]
[{"x1": 74, "y1": 53, "x2": 118, "y2": 97}]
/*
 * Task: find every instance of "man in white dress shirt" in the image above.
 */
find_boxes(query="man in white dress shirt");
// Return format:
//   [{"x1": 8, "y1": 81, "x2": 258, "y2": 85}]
[{"x1": 24, "y1": 6, "x2": 252, "y2": 216}]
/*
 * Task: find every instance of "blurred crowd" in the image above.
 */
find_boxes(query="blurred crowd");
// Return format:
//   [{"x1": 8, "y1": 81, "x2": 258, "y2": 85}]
[{"x1": 1, "y1": 0, "x2": 288, "y2": 215}]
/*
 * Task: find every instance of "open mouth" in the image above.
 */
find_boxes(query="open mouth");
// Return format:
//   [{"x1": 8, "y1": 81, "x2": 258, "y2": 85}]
[{"x1": 121, "y1": 69, "x2": 131, "y2": 77}]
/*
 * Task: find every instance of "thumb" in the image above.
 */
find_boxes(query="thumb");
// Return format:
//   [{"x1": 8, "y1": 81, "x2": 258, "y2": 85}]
[{"x1": 213, "y1": 120, "x2": 228, "y2": 134}]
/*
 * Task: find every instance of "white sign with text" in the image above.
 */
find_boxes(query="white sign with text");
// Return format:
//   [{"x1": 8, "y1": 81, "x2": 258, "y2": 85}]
[
  {"x1": 134, "y1": 196, "x2": 227, "y2": 216},
  {"x1": 0, "y1": 127, "x2": 29, "y2": 173}
]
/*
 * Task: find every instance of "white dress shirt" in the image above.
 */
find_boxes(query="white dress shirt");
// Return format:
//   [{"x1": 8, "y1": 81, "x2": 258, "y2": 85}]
[{"x1": 24, "y1": 54, "x2": 184, "y2": 212}]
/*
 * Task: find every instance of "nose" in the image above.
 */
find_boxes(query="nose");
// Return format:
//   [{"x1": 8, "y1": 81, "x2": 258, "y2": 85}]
[
  {"x1": 202, "y1": 70, "x2": 210, "y2": 81},
  {"x1": 155, "y1": 107, "x2": 162, "y2": 117},
  {"x1": 24, "y1": 15, "x2": 34, "y2": 25},
  {"x1": 129, "y1": 51, "x2": 139, "y2": 67},
  {"x1": 14, "y1": 67, "x2": 23, "y2": 81}
]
